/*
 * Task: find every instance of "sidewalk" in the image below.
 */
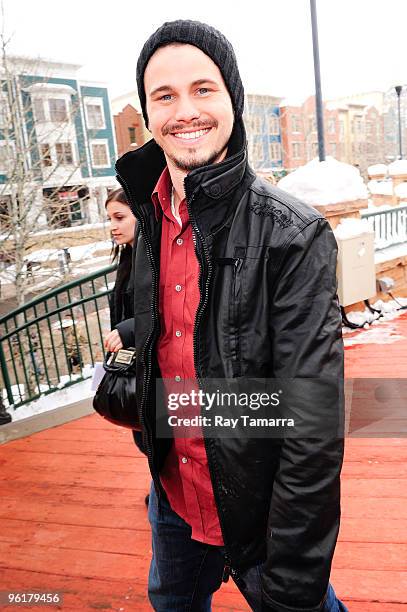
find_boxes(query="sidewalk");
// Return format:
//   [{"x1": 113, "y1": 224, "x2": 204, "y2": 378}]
[{"x1": 0, "y1": 313, "x2": 406, "y2": 610}]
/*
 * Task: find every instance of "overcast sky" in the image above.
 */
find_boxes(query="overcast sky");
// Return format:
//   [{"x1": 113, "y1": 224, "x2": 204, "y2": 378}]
[{"x1": 3, "y1": 0, "x2": 407, "y2": 102}]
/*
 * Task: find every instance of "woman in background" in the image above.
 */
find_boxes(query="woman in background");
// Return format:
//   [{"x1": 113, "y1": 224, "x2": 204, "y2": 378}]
[{"x1": 103, "y1": 188, "x2": 149, "y2": 506}]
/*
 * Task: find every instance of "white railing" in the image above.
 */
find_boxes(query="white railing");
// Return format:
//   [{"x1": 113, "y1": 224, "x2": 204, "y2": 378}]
[{"x1": 361, "y1": 204, "x2": 407, "y2": 250}]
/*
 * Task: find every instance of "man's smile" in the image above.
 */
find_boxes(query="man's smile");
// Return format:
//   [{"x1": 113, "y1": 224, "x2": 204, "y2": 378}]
[{"x1": 170, "y1": 127, "x2": 212, "y2": 143}]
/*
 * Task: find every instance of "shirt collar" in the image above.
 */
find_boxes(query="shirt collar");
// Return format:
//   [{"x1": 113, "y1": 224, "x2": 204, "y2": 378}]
[{"x1": 151, "y1": 166, "x2": 172, "y2": 220}]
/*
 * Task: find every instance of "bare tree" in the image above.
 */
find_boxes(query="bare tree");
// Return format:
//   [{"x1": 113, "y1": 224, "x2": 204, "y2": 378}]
[{"x1": 0, "y1": 13, "x2": 91, "y2": 307}]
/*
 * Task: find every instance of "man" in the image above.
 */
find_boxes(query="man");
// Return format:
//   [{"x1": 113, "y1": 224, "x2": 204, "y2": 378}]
[{"x1": 106, "y1": 20, "x2": 347, "y2": 612}]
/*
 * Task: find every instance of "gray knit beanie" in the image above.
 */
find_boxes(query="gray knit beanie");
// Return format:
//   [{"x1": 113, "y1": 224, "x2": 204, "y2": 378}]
[{"x1": 136, "y1": 20, "x2": 244, "y2": 128}]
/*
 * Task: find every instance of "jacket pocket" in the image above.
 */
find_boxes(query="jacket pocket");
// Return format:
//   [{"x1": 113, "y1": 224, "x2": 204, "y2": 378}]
[{"x1": 216, "y1": 255, "x2": 244, "y2": 376}]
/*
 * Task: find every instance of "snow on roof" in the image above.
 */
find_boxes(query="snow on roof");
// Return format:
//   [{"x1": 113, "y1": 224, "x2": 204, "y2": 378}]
[
  {"x1": 368, "y1": 180, "x2": 393, "y2": 195},
  {"x1": 277, "y1": 157, "x2": 368, "y2": 206},
  {"x1": 367, "y1": 163, "x2": 388, "y2": 177},
  {"x1": 333, "y1": 217, "x2": 372, "y2": 240},
  {"x1": 388, "y1": 159, "x2": 407, "y2": 176},
  {"x1": 394, "y1": 182, "x2": 407, "y2": 198}
]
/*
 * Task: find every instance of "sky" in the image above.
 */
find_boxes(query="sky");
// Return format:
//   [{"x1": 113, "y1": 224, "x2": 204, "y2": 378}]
[{"x1": 2, "y1": 0, "x2": 407, "y2": 103}]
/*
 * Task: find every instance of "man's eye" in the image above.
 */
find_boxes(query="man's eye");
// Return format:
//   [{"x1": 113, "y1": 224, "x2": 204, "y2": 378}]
[
  {"x1": 197, "y1": 88, "x2": 209, "y2": 95},
  {"x1": 160, "y1": 94, "x2": 172, "y2": 101}
]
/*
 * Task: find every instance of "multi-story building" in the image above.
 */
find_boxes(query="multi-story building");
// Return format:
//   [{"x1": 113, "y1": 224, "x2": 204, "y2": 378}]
[
  {"x1": 243, "y1": 94, "x2": 283, "y2": 172},
  {"x1": 0, "y1": 57, "x2": 117, "y2": 229},
  {"x1": 280, "y1": 93, "x2": 386, "y2": 175}
]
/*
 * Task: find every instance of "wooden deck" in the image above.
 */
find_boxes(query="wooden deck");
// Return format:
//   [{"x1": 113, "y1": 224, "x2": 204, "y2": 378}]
[{"x1": 1, "y1": 313, "x2": 407, "y2": 611}]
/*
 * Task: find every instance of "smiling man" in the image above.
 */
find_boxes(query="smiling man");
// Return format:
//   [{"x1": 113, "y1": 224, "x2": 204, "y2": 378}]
[{"x1": 111, "y1": 20, "x2": 347, "y2": 612}]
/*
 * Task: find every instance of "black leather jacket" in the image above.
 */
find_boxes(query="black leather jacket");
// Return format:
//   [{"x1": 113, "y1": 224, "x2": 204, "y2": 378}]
[{"x1": 115, "y1": 120, "x2": 344, "y2": 612}]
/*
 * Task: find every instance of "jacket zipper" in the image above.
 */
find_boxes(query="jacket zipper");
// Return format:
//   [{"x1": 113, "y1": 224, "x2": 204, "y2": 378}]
[
  {"x1": 232, "y1": 258, "x2": 243, "y2": 375},
  {"x1": 184, "y1": 185, "x2": 244, "y2": 587},
  {"x1": 116, "y1": 175, "x2": 163, "y2": 499}
]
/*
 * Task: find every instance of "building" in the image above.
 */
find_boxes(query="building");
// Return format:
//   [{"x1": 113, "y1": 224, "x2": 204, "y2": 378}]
[
  {"x1": 243, "y1": 94, "x2": 283, "y2": 172},
  {"x1": 114, "y1": 104, "x2": 146, "y2": 157},
  {"x1": 112, "y1": 90, "x2": 150, "y2": 152},
  {"x1": 0, "y1": 57, "x2": 117, "y2": 229},
  {"x1": 280, "y1": 92, "x2": 386, "y2": 176}
]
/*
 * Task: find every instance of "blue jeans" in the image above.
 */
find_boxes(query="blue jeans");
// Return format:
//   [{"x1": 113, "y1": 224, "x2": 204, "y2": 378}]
[{"x1": 147, "y1": 482, "x2": 348, "y2": 612}]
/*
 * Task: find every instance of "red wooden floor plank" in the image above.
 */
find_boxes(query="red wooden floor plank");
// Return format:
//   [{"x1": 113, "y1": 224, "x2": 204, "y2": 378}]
[{"x1": 338, "y1": 517, "x2": 407, "y2": 544}]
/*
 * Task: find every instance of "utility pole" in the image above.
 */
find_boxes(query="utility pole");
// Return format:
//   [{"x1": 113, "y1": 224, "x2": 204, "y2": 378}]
[
  {"x1": 310, "y1": 0, "x2": 325, "y2": 161},
  {"x1": 395, "y1": 85, "x2": 403, "y2": 159}
]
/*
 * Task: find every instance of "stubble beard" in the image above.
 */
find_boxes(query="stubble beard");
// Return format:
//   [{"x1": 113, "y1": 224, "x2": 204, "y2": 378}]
[
  {"x1": 167, "y1": 142, "x2": 229, "y2": 172},
  {"x1": 159, "y1": 119, "x2": 230, "y2": 172}
]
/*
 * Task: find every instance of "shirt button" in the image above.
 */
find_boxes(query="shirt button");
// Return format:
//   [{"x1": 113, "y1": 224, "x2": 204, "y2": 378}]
[
  {"x1": 181, "y1": 457, "x2": 188, "y2": 464},
  {"x1": 176, "y1": 238, "x2": 183, "y2": 246},
  {"x1": 175, "y1": 284, "x2": 182, "y2": 292},
  {"x1": 175, "y1": 330, "x2": 182, "y2": 337},
  {"x1": 175, "y1": 375, "x2": 182, "y2": 382}
]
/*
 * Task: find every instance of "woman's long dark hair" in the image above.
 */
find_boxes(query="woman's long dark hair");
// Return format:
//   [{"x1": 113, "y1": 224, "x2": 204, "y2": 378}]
[{"x1": 106, "y1": 188, "x2": 135, "y2": 324}]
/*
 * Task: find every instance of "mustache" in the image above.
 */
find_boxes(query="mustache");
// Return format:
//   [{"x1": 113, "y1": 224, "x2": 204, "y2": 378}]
[{"x1": 162, "y1": 120, "x2": 217, "y2": 137}]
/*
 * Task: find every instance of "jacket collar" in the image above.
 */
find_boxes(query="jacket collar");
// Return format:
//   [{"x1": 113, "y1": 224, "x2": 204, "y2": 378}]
[{"x1": 115, "y1": 118, "x2": 254, "y2": 237}]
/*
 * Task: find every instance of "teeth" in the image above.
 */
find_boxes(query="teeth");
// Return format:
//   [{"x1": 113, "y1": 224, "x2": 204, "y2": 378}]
[{"x1": 173, "y1": 128, "x2": 210, "y2": 140}]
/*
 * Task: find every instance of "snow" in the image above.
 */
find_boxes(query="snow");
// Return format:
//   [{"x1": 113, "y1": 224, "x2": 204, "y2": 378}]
[
  {"x1": 333, "y1": 217, "x2": 372, "y2": 240},
  {"x1": 23, "y1": 240, "x2": 112, "y2": 264},
  {"x1": 367, "y1": 164, "x2": 388, "y2": 177},
  {"x1": 368, "y1": 180, "x2": 393, "y2": 196},
  {"x1": 343, "y1": 298, "x2": 407, "y2": 347},
  {"x1": 3, "y1": 364, "x2": 95, "y2": 421},
  {"x1": 388, "y1": 159, "x2": 407, "y2": 176},
  {"x1": 374, "y1": 241, "x2": 407, "y2": 264},
  {"x1": 52, "y1": 318, "x2": 78, "y2": 329},
  {"x1": 277, "y1": 157, "x2": 368, "y2": 205},
  {"x1": 394, "y1": 182, "x2": 407, "y2": 198}
]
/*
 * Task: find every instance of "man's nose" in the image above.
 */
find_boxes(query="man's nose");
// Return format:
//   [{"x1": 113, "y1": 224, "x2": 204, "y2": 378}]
[{"x1": 174, "y1": 95, "x2": 200, "y2": 123}]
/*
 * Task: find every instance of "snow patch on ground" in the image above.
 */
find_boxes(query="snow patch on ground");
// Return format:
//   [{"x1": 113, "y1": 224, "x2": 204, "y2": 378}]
[
  {"x1": 343, "y1": 298, "x2": 407, "y2": 347},
  {"x1": 278, "y1": 157, "x2": 368, "y2": 205},
  {"x1": 5, "y1": 366, "x2": 95, "y2": 422}
]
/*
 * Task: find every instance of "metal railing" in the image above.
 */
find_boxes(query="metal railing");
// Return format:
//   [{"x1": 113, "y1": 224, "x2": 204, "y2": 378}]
[
  {"x1": 361, "y1": 204, "x2": 407, "y2": 250},
  {"x1": 0, "y1": 264, "x2": 117, "y2": 409}
]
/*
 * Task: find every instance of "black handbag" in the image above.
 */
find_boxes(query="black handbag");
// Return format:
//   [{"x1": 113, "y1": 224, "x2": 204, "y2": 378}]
[{"x1": 93, "y1": 347, "x2": 141, "y2": 430}]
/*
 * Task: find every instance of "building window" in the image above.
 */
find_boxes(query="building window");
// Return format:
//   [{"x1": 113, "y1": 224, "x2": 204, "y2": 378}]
[
  {"x1": 328, "y1": 118, "x2": 336, "y2": 134},
  {"x1": 291, "y1": 114, "x2": 301, "y2": 132},
  {"x1": 352, "y1": 117, "x2": 363, "y2": 136},
  {"x1": 55, "y1": 142, "x2": 74, "y2": 165},
  {"x1": 268, "y1": 114, "x2": 279, "y2": 135},
  {"x1": 0, "y1": 94, "x2": 9, "y2": 128},
  {"x1": 269, "y1": 142, "x2": 281, "y2": 161},
  {"x1": 40, "y1": 143, "x2": 52, "y2": 166},
  {"x1": 0, "y1": 142, "x2": 15, "y2": 174},
  {"x1": 85, "y1": 98, "x2": 105, "y2": 129},
  {"x1": 329, "y1": 142, "x2": 337, "y2": 157},
  {"x1": 250, "y1": 141, "x2": 263, "y2": 164},
  {"x1": 245, "y1": 114, "x2": 262, "y2": 134},
  {"x1": 91, "y1": 140, "x2": 110, "y2": 167},
  {"x1": 128, "y1": 127, "x2": 137, "y2": 144},
  {"x1": 308, "y1": 116, "x2": 316, "y2": 132},
  {"x1": 33, "y1": 98, "x2": 45, "y2": 122},
  {"x1": 339, "y1": 120, "x2": 345, "y2": 139},
  {"x1": 49, "y1": 98, "x2": 68, "y2": 122},
  {"x1": 292, "y1": 142, "x2": 302, "y2": 159}
]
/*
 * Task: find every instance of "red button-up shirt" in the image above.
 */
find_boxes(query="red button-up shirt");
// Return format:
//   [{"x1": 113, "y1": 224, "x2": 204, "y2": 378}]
[{"x1": 152, "y1": 167, "x2": 223, "y2": 546}]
